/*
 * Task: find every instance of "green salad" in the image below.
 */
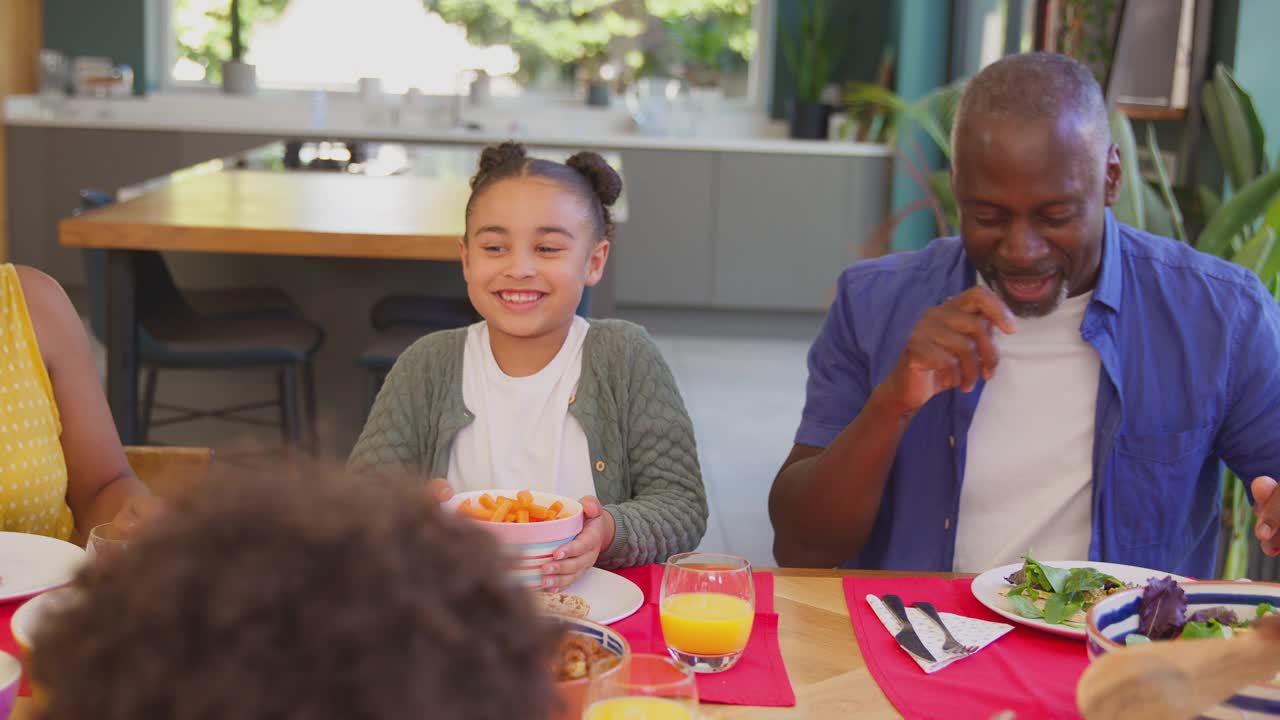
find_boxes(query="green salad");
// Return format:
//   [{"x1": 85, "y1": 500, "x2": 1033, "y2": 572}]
[{"x1": 1002, "y1": 550, "x2": 1131, "y2": 626}]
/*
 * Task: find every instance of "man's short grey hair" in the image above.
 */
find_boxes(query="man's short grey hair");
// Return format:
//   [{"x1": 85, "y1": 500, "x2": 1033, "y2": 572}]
[{"x1": 952, "y1": 52, "x2": 1111, "y2": 154}]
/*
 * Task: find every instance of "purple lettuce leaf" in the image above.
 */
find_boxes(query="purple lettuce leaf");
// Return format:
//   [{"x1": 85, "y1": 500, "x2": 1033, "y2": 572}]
[
  {"x1": 1137, "y1": 576, "x2": 1188, "y2": 640},
  {"x1": 1187, "y1": 607, "x2": 1239, "y2": 626}
]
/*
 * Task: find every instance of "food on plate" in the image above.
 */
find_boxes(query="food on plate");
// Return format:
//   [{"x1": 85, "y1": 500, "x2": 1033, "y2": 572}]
[
  {"x1": 456, "y1": 491, "x2": 573, "y2": 524},
  {"x1": 552, "y1": 630, "x2": 612, "y2": 681},
  {"x1": 1001, "y1": 550, "x2": 1134, "y2": 626},
  {"x1": 535, "y1": 591, "x2": 591, "y2": 619},
  {"x1": 1123, "y1": 576, "x2": 1279, "y2": 645}
]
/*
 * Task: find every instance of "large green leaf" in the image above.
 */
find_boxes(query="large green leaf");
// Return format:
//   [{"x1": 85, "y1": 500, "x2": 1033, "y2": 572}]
[
  {"x1": 1205, "y1": 64, "x2": 1270, "y2": 190},
  {"x1": 1253, "y1": 200, "x2": 1280, "y2": 284},
  {"x1": 1231, "y1": 224, "x2": 1275, "y2": 274},
  {"x1": 1222, "y1": 470, "x2": 1251, "y2": 580},
  {"x1": 1141, "y1": 182, "x2": 1175, "y2": 238},
  {"x1": 1109, "y1": 111, "x2": 1144, "y2": 229},
  {"x1": 1198, "y1": 166, "x2": 1280, "y2": 258},
  {"x1": 1145, "y1": 123, "x2": 1187, "y2": 243}
]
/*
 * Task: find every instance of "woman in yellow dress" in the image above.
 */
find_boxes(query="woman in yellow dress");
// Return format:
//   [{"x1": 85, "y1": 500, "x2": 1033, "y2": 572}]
[{"x1": 0, "y1": 263, "x2": 158, "y2": 543}]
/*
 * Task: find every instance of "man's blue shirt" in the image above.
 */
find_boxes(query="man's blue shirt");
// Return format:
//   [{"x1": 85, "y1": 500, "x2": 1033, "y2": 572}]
[{"x1": 796, "y1": 212, "x2": 1280, "y2": 578}]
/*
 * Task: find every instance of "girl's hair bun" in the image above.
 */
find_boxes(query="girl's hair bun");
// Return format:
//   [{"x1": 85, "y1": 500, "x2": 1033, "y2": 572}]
[
  {"x1": 565, "y1": 151, "x2": 622, "y2": 207},
  {"x1": 472, "y1": 142, "x2": 527, "y2": 188}
]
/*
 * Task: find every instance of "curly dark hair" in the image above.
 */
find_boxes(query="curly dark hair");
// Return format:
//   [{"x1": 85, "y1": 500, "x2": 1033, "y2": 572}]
[
  {"x1": 30, "y1": 467, "x2": 558, "y2": 720},
  {"x1": 465, "y1": 141, "x2": 623, "y2": 242}
]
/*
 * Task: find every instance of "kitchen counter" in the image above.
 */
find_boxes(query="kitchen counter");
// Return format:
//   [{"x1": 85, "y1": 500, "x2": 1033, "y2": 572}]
[{"x1": 3, "y1": 93, "x2": 891, "y2": 159}]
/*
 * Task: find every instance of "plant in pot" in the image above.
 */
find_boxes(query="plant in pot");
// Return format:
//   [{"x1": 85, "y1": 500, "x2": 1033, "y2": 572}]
[
  {"x1": 781, "y1": 0, "x2": 844, "y2": 139},
  {"x1": 223, "y1": 0, "x2": 257, "y2": 94}
]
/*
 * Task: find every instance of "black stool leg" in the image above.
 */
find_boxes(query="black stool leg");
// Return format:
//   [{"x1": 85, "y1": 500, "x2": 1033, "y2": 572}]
[
  {"x1": 139, "y1": 367, "x2": 159, "y2": 442},
  {"x1": 278, "y1": 366, "x2": 302, "y2": 447},
  {"x1": 302, "y1": 361, "x2": 318, "y2": 454}
]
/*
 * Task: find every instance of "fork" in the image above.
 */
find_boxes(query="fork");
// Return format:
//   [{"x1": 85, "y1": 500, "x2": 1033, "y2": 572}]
[{"x1": 913, "y1": 602, "x2": 978, "y2": 656}]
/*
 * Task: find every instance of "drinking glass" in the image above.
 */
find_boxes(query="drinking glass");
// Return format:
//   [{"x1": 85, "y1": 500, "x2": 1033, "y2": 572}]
[
  {"x1": 659, "y1": 552, "x2": 754, "y2": 673},
  {"x1": 584, "y1": 653, "x2": 699, "y2": 719}
]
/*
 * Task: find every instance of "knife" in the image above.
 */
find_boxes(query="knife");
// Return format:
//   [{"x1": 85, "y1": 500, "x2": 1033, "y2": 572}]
[{"x1": 881, "y1": 594, "x2": 936, "y2": 663}]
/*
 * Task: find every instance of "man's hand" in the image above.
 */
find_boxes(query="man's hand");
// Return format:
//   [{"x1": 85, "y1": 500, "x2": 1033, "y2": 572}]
[
  {"x1": 541, "y1": 496, "x2": 615, "y2": 591},
  {"x1": 878, "y1": 287, "x2": 1019, "y2": 415},
  {"x1": 1253, "y1": 476, "x2": 1280, "y2": 557}
]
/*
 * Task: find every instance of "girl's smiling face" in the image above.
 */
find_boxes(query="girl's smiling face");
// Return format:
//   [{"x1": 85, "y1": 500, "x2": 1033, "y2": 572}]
[{"x1": 461, "y1": 176, "x2": 609, "y2": 348}]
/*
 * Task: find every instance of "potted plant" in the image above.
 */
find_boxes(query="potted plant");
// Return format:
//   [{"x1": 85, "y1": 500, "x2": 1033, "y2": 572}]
[
  {"x1": 781, "y1": 0, "x2": 844, "y2": 139},
  {"x1": 222, "y1": 0, "x2": 257, "y2": 94}
]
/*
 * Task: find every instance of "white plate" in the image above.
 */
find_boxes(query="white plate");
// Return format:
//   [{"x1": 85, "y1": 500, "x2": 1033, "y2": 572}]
[
  {"x1": 562, "y1": 567, "x2": 644, "y2": 626},
  {"x1": 0, "y1": 532, "x2": 85, "y2": 603},
  {"x1": 970, "y1": 560, "x2": 1189, "y2": 639}
]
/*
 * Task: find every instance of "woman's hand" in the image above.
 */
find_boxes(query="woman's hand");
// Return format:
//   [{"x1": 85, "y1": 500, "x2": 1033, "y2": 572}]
[
  {"x1": 541, "y1": 496, "x2": 615, "y2": 591},
  {"x1": 108, "y1": 495, "x2": 168, "y2": 538}
]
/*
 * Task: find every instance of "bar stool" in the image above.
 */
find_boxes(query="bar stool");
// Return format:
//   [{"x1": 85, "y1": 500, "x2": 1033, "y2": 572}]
[{"x1": 78, "y1": 190, "x2": 325, "y2": 449}]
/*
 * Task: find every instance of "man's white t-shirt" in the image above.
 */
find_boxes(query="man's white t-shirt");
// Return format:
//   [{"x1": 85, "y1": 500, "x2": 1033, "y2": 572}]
[
  {"x1": 951, "y1": 285, "x2": 1101, "y2": 573},
  {"x1": 447, "y1": 317, "x2": 596, "y2": 499}
]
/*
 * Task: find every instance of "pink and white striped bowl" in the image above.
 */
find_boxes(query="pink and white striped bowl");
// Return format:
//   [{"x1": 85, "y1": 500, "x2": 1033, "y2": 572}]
[{"x1": 444, "y1": 490, "x2": 584, "y2": 587}]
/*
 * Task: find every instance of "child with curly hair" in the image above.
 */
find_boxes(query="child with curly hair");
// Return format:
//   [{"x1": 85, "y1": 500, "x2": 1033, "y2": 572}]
[
  {"x1": 30, "y1": 467, "x2": 558, "y2": 720},
  {"x1": 349, "y1": 142, "x2": 707, "y2": 590}
]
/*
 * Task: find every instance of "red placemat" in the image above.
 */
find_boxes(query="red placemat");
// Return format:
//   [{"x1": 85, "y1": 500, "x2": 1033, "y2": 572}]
[
  {"x1": 610, "y1": 565, "x2": 795, "y2": 707},
  {"x1": 845, "y1": 576, "x2": 1088, "y2": 720},
  {"x1": 0, "y1": 599, "x2": 31, "y2": 696}
]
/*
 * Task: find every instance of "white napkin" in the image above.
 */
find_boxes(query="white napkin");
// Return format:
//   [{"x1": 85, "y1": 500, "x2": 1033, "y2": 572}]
[{"x1": 865, "y1": 594, "x2": 1013, "y2": 673}]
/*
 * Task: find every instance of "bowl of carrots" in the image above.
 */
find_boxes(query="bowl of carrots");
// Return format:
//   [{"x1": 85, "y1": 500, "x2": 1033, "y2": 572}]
[{"x1": 445, "y1": 490, "x2": 584, "y2": 587}]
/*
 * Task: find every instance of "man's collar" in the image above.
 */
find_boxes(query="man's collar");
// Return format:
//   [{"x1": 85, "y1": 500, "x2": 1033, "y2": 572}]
[{"x1": 1092, "y1": 208, "x2": 1123, "y2": 312}]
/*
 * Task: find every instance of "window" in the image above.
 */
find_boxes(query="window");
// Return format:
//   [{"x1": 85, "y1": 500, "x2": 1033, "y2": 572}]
[{"x1": 164, "y1": 0, "x2": 765, "y2": 102}]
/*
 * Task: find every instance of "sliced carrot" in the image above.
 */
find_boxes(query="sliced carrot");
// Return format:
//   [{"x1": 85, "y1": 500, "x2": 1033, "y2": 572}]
[
  {"x1": 478, "y1": 493, "x2": 496, "y2": 511},
  {"x1": 547, "y1": 500, "x2": 564, "y2": 516},
  {"x1": 490, "y1": 499, "x2": 513, "y2": 522},
  {"x1": 516, "y1": 490, "x2": 534, "y2": 508},
  {"x1": 516, "y1": 508, "x2": 530, "y2": 523},
  {"x1": 528, "y1": 505, "x2": 550, "y2": 520}
]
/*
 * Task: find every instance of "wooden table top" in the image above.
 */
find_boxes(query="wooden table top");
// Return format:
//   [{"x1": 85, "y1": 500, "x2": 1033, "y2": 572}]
[
  {"x1": 9, "y1": 568, "x2": 964, "y2": 720},
  {"x1": 59, "y1": 170, "x2": 474, "y2": 261},
  {"x1": 57, "y1": 143, "x2": 627, "y2": 262}
]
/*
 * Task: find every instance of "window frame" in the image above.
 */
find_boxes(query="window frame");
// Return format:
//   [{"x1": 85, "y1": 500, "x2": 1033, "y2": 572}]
[{"x1": 155, "y1": 0, "x2": 775, "y2": 111}]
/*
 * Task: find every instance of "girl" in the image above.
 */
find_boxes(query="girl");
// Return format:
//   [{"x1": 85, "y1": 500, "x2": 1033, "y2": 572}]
[{"x1": 349, "y1": 142, "x2": 707, "y2": 589}]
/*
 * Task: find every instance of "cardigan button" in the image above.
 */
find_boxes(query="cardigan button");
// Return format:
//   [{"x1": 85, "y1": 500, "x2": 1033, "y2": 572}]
[
  {"x1": 568, "y1": 393, "x2": 577, "y2": 406},
  {"x1": 595, "y1": 460, "x2": 606, "y2": 472}
]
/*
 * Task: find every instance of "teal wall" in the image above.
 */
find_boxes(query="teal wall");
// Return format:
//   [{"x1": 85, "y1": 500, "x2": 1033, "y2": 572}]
[
  {"x1": 1229, "y1": 0, "x2": 1280, "y2": 164},
  {"x1": 770, "y1": 0, "x2": 894, "y2": 119},
  {"x1": 43, "y1": 0, "x2": 153, "y2": 95},
  {"x1": 889, "y1": 0, "x2": 952, "y2": 251}
]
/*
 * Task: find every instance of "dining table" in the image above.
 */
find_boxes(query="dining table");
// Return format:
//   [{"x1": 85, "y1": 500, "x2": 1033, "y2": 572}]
[
  {"x1": 56, "y1": 140, "x2": 625, "y2": 445},
  {"x1": 5, "y1": 568, "x2": 966, "y2": 720}
]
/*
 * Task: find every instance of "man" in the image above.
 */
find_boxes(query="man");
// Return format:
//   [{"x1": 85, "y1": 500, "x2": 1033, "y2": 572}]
[{"x1": 768, "y1": 52, "x2": 1280, "y2": 578}]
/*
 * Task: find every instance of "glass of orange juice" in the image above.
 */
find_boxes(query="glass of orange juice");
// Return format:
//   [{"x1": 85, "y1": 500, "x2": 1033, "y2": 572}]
[
  {"x1": 659, "y1": 552, "x2": 754, "y2": 673},
  {"x1": 584, "y1": 653, "x2": 698, "y2": 719}
]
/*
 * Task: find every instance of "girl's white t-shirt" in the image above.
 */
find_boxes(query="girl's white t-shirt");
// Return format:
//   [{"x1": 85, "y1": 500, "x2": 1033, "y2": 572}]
[{"x1": 447, "y1": 317, "x2": 596, "y2": 499}]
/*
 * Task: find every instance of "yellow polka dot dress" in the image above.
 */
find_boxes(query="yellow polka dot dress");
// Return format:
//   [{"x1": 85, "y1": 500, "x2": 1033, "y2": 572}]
[{"x1": 0, "y1": 265, "x2": 74, "y2": 541}]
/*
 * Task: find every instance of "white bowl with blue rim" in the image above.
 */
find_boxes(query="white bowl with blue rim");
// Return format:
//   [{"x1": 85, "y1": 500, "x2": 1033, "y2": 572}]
[
  {"x1": 444, "y1": 490, "x2": 584, "y2": 588},
  {"x1": 1087, "y1": 580, "x2": 1280, "y2": 718}
]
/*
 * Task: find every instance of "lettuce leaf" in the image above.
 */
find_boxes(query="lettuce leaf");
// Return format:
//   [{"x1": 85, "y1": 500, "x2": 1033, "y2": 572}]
[
  {"x1": 1180, "y1": 619, "x2": 1231, "y2": 640},
  {"x1": 1008, "y1": 594, "x2": 1044, "y2": 619},
  {"x1": 1138, "y1": 576, "x2": 1188, "y2": 640},
  {"x1": 1044, "y1": 593, "x2": 1083, "y2": 625}
]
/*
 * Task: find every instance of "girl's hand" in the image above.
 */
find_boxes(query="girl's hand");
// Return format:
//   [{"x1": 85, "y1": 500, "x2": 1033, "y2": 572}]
[
  {"x1": 425, "y1": 478, "x2": 454, "y2": 504},
  {"x1": 542, "y1": 496, "x2": 615, "y2": 591}
]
